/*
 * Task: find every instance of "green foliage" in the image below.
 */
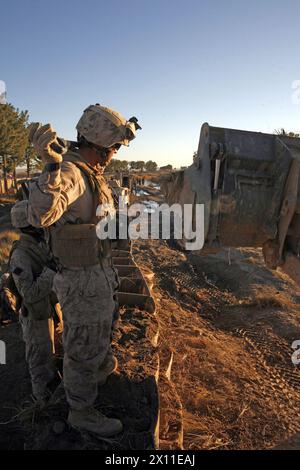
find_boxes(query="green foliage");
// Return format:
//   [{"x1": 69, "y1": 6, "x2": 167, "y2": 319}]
[
  {"x1": 135, "y1": 161, "x2": 145, "y2": 171},
  {"x1": 160, "y1": 164, "x2": 173, "y2": 170},
  {"x1": 106, "y1": 159, "x2": 158, "y2": 173},
  {"x1": 0, "y1": 104, "x2": 29, "y2": 168},
  {"x1": 128, "y1": 161, "x2": 146, "y2": 171},
  {"x1": 24, "y1": 144, "x2": 41, "y2": 175},
  {"x1": 105, "y1": 159, "x2": 129, "y2": 173},
  {"x1": 129, "y1": 161, "x2": 138, "y2": 170},
  {"x1": 145, "y1": 160, "x2": 158, "y2": 171}
]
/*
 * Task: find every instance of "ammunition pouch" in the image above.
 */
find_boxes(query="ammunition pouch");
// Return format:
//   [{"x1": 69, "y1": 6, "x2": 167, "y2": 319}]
[{"x1": 50, "y1": 223, "x2": 112, "y2": 268}]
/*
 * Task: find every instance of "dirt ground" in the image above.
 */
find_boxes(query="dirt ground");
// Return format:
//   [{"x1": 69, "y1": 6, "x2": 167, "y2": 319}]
[
  {"x1": 0, "y1": 313, "x2": 158, "y2": 450},
  {"x1": 0, "y1": 199, "x2": 159, "y2": 450},
  {"x1": 1, "y1": 194, "x2": 300, "y2": 449},
  {"x1": 133, "y1": 239, "x2": 300, "y2": 450}
]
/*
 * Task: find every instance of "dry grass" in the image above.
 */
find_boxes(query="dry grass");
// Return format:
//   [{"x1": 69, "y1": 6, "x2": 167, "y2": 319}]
[
  {"x1": 0, "y1": 195, "x2": 17, "y2": 204},
  {"x1": 0, "y1": 202, "x2": 19, "y2": 269},
  {"x1": 134, "y1": 239, "x2": 300, "y2": 450},
  {"x1": 246, "y1": 285, "x2": 297, "y2": 311},
  {"x1": 0, "y1": 230, "x2": 19, "y2": 269},
  {"x1": 156, "y1": 296, "x2": 273, "y2": 449},
  {"x1": 176, "y1": 330, "x2": 290, "y2": 449}
]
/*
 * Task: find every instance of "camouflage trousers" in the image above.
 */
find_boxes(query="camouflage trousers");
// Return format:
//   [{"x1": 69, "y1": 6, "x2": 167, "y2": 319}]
[
  {"x1": 53, "y1": 264, "x2": 119, "y2": 410},
  {"x1": 19, "y1": 315, "x2": 55, "y2": 399}
]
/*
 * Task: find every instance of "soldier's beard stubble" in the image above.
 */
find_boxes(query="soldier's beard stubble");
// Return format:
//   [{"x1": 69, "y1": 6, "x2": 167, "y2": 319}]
[{"x1": 97, "y1": 148, "x2": 116, "y2": 169}]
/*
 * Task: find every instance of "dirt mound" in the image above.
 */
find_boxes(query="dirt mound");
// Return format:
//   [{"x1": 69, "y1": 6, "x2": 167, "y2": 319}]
[{"x1": 133, "y1": 239, "x2": 300, "y2": 449}]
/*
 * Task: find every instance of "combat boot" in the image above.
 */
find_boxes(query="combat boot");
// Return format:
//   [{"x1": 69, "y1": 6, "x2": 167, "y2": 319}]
[
  {"x1": 68, "y1": 407, "x2": 123, "y2": 436},
  {"x1": 98, "y1": 356, "x2": 118, "y2": 386}
]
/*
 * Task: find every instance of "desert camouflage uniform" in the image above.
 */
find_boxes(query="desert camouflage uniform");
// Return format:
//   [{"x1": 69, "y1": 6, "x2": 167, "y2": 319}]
[
  {"x1": 28, "y1": 150, "x2": 119, "y2": 410},
  {"x1": 10, "y1": 234, "x2": 56, "y2": 399}
]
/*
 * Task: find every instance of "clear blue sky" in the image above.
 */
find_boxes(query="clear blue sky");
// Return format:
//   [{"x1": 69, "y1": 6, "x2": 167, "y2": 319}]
[{"x1": 1, "y1": 0, "x2": 300, "y2": 167}]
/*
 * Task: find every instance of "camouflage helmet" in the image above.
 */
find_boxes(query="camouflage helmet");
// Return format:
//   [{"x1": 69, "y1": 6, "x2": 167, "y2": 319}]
[
  {"x1": 76, "y1": 104, "x2": 141, "y2": 148},
  {"x1": 11, "y1": 200, "x2": 29, "y2": 229}
]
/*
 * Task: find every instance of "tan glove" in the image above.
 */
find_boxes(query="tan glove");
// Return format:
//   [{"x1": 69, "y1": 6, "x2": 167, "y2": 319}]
[{"x1": 28, "y1": 122, "x2": 66, "y2": 164}]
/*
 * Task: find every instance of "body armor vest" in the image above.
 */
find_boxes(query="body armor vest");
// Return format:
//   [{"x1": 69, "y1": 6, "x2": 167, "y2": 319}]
[{"x1": 50, "y1": 152, "x2": 114, "y2": 268}]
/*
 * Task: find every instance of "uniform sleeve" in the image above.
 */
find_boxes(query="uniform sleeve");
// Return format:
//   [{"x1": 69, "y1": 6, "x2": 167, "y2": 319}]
[
  {"x1": 10, "y1": 251, "x2": 55, "y2": 304},
  {"x1": 27, "y1": 162, "x2": 85, "y2": 227}
]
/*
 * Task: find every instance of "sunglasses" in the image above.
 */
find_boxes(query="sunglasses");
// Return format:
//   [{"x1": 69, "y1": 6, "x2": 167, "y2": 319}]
[
  {"x1": 112, "y1": 143, "x2": 122, "y2": 151},
  {"x1": 92, "y1": 142, "x2": 121, "y2": 154}
]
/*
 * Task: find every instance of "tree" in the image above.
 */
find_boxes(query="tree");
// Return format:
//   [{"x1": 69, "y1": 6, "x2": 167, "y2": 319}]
[
  {"x1": 145, "y1": 160, "x2": 158, "y2": 172},
  {"x1": 24, "y1": 144, "x2": 41, "y2": 177},
  {"x1": 105, "y1": 159, "x2": 129, "y2": 174},
  {"x1": 0, "y1": 103, "x2": 29, "y2": 192},
  {"x1": 160, "y1": 164, "x2": 173, "y2": 170},
  {"x1": 119, "y1": 160, "x2": 130, "y2": 172},
  {"x1": 129, "y1": 161, "x2": 139, "y2": 170},
  {"x1": 136, "y1": 161, "x2": 145, "y2": 172}
]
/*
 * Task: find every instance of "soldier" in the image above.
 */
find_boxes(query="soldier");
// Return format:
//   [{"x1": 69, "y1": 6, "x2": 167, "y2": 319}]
[
  {"x1": 10, "y1": 200, "x2": 58, "y2": 403},
  {"x1": 27, "y1": 104, "x2": 140, "y2": 437}
]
